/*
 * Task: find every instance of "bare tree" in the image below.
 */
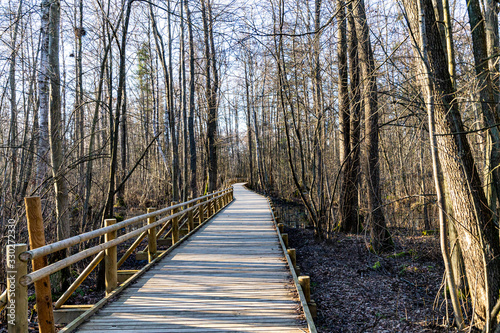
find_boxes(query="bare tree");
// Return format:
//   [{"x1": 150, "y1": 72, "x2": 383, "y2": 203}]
[{"x1": 353, "y1": 0, "x2": 393, "y2": 251}]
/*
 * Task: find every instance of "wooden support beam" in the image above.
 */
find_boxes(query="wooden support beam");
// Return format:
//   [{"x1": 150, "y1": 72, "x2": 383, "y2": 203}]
[
  {"x1": 55, "y1": 251, "x2": 104, "y2": 309},
  {"x1": 298, "y1": 276, "x2": 311, "y2": 303},
  {"x1": 278, "y1": 223, "x2": 284, "y2": 233},
  {"x1": 282, "y1": 233, "x2": 288, "y2": 248},
  {"x1": 135, "y1": 251, "x2": 167, "y2": 261},
  {"x1": 6, "y1": 244, "x2": 28, "y2": 333},
  {"x1": 207, "y1": 193, "x2": 213, "y2": 217},
  {"x1": 116, "y1": 230, "x2": 147, "y2": 268},
  {"x1": 147, "y1": 208, "x2": 157, "y2": 262},
  {"x1": 187, "y1": 199, "x2": 194, "y2": 232},
  {"x1": 171, "y1": 202, "x2": 179, "y2": 245},
  {"x1": 104, "y1": 219, "x2": 117, "y2": 296},
  {"x1": 198, "y1": 199, "x2": 205, "y2": 225},
  {"x1": 25, "y1": 196, "x2": 55, "y2": 333},
  {"x1": 287, "y1": 248, "x2": 296, "y2": 270},
  {"x1": 156, "y1": 238, "x2": 172, "y2": 247},
  {"x1": 117, "y1": 270, "x2": 139, "y2": 284},
  {"x1": 54, "y1": 307, "x2": 91, "y2": 325}
]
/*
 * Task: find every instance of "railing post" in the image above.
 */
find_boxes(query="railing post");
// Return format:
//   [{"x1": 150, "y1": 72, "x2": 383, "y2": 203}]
[
  {"x1": 287, "y1": 248, "x2": 296, "y2": 271},
  {"x1": 207, "y1": 193, "x2": 213, "y2": 217},
  {"x1": 298, "y1": 275, "x2": 311, "y2": 303},
  {"x1": 172, "y1": 202, "x2": 179, "y2": 244},
  {"x1": 104, "y1": 218, "x2": 117, "y2": 295},
  {"x1": 147, "y1": 208, "x2": 157, "y2": 262},
  {"x1": 6, "y1": 243, "x2": 28, "y2": 333},
  {"x1": 282, "y1": 233, "x2": 289, "y2": 248},
  {"x1": 187, "y1": 198, "x2": 194, "y2": 232},
  {"x1": 25, "y1": 197, "x2": 54, "y2": 333},
  {"x1": 199, "y1": 199, "x2": 205, "y2": 225}
]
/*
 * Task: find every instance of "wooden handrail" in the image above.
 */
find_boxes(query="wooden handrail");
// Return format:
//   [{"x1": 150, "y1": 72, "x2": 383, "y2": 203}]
[
  {"x1": 19, "y1": 188, "x2": 232, "y2": 287},
  {"x1": 20, "y1": 188, "x2": 230, "y2": 262},
  {"x1": 3, "y1": 185, "x2": 233, "y2": 333},
  {"x1": 0, "y1": 290, "x2": 7, "y2": 312}
]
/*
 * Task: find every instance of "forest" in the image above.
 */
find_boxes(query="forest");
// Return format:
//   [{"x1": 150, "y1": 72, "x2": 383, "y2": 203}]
[{"x1": 0, "y1": 0, "x2": 499, "y2": 331}]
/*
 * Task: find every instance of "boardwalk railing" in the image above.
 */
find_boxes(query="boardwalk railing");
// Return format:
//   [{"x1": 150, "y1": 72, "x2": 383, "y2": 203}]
[{"x1": 3, "y1": 187, "x2": 234, "y2": 333}]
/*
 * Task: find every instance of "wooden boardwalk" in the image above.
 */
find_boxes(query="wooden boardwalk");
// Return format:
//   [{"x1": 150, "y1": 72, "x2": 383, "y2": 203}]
[{"x1": 76, "y1": 184, "x2": 308, "y2": 332}]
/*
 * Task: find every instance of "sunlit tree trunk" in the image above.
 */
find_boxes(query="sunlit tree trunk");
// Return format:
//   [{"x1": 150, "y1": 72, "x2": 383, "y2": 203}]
[
  {"x1": 466, "y1": 0, "x2": 500, "y2": 221},
  {"x1": 353, "y1": 0, "x2": 393, "y2": 251},
  {"x1": 202, "y1": 0, "x2": 218, "y2": 192},
  {"x1": 37, "y1": 0, "x2": 51, "y2": 190},
  {"x1": 403, "y1": 0, "x2": 500, "y2": 327},
  {"x1": 184, "y1": 0, "x2": 197, "y2": 197},
  {"x1": 47, "y1": 0, "x2": 70, "y2": 290}
]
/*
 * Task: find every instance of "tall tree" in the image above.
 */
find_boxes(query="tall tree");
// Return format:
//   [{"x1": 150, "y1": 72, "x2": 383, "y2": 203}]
[
  {"x1": 104, "y1": 0, "x2": 132, "y2": 219},
  {"x1": 184, "y1": 0, "x2": 197, "y2": 197},
  {"x1": 46, "y1": 0, "x2": 70, "y2": 290},
  {"x1": 353, "y1": 0, "x2": 393, "y2": 251},
  {"x1": 201, "y1": 0, "x2": 219, "y2": 192},
  {"x1": 149, "y1": 0, "x2": 179, "y2": 200},
  {"x1": 338, "y1": 0, "x2": 361, "y2": 234},
  {"x1": 403, "y1": 0, "x2": 500, "y2": 328},
  {"x1": 37, "y1": 0, "x2": 51, "y2": 190},
  {"x1": 466, "y1": 0, "x2": 500, "y2": 218},
  {"x1": 337, "y1": 0, "x2": 353, "y2": 232}
]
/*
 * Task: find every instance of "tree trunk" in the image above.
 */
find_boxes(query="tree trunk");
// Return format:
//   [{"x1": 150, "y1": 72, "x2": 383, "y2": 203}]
[
  {"x1": 37, "y1": 0, "x2": 51, "y2": 190},
  {"x1": 180, "y1": 0, "x2": 188, "y2": 200},
  {"x1": 403, "y1": 0, "x2": 500, "y2": 327},
  {"x1": 75, "y1": 0, "x2": 84, "y2": 203},
  {"x1": 466, "y1": 0, "x2": 500, "y2": 221},
  {"x1": 312, "y1": 0, "x2": 324, "y2": 218},
  {"x1": 202, "y1": 0, "x2": 218, "y2": 192},
  {"x1": 339, "y1": 1, "x2": 361, "y2": 234},
  {"x1": 47, "y1": 0, "x2": 70, "y2": 291},
  {"x1": 167, "y1": 0, "x2": 179, "y2": 200},
  {"x1": 184, "y1": 0, "x2": 197, "y2": 197},
  {"x1": 337, "y1": 0, "x2": 353, "y2": 233},
  {"x1": 245, "y1": 61, "x2": 254, "y2": 187},
  {"x1": 353, "y1": 0, "x2": 393, "y2": 251},
  {"x1": 104, "y1": 0, "x2": 132, "y2": 219},
  {"x1": 8, "y1": 0, "x2": 22, "y2": 200},
  {"x1": 149, "y1": 0, "x2": 178, "y2": 200}
]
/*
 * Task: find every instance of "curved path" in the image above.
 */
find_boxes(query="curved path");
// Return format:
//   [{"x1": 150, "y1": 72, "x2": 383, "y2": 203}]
[{"x1": 76, "y1": 184, "x2": 308, "y2": 333}]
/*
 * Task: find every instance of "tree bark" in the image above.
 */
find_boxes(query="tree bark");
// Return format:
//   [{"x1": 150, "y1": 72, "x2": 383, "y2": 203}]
[
  {"x1": 202, "y1": 0, "x2": 219, "y2": 192},
  {"x1": 104, "y1": 0, "x2": 132, "y2": 219},
  {"x1": 337, "y1": 0, "x2": 354, "y2": 233},
  {"x1": 403, "y1": 0, "x2": 500, "y2": 327},
  {"x1": 184, "y1": 0, "x2": 197, "y2": 197},
  {"x1": 47, "y1": 0, "x2": 70, "y2": 290},
  {"x1": 37, "y1": 0, "x2": 51, "y2": 190},
  {"x1": 466, "y1": 0, "x2": 500, "y2": 220},
  {"x1": 8, "y1": 0, "x2": 23, "y2": 200},
  {"x1": 353, "y1": 0, "x2": 393, "y2": 251},
  {"x1": 339, "y1": 1, "x2": 361, "y2": 234}
]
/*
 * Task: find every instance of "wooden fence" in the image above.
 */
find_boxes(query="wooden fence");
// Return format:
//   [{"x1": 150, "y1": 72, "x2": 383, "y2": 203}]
[{"x1": 2, "y1": 187, "x2": 234, "y2": 333}]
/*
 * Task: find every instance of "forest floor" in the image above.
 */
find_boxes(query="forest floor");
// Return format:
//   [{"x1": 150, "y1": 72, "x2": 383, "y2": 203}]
[{"x1": 286, "y1": 226, "x2": 460, "y2": 333}]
